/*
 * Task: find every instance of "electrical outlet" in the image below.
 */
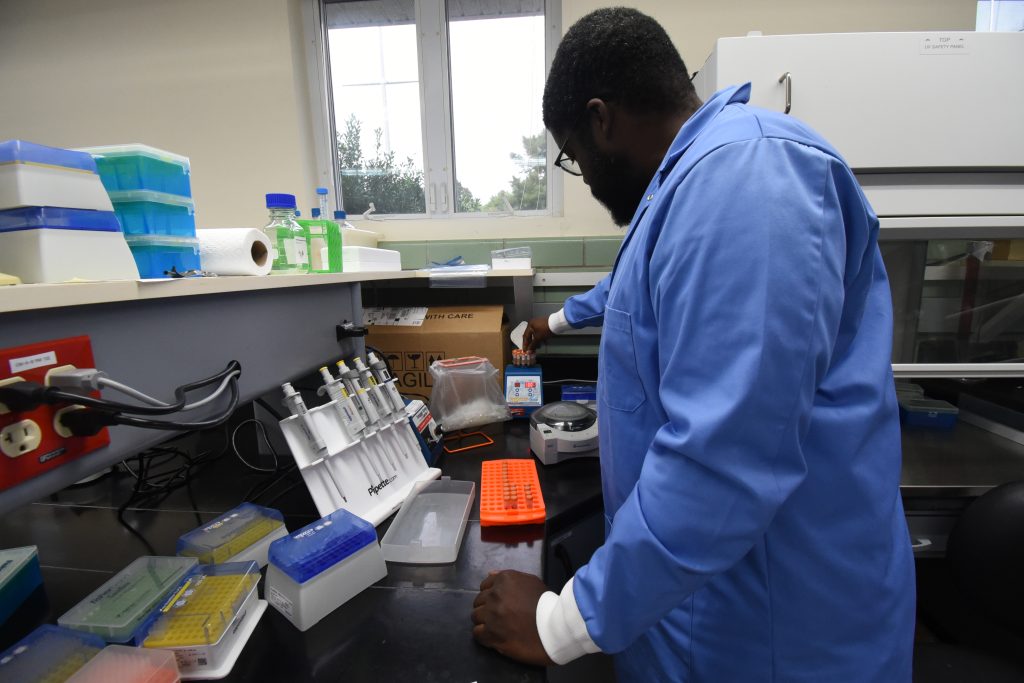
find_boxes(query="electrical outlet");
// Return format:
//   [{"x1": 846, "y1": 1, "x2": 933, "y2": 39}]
[
  {"x1": 0, "y1": 336, "x2": 109, "y2": 491},
  {"x1": 44, "y1": 364, "x2": 77, "y2": 386},
  {"x1": 53, "y1": 405, "x2": 86, "y2": 439},
  {"x1": 0, "y1": 376, "x2": 25, "y2": 415},
  {"x1": 1, "y1": 420, "x2": 42, "y2": 458}
]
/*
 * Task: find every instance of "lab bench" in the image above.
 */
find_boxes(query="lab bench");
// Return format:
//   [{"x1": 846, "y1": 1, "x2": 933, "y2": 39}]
[{"x1": 0, "y1": 420, "x2": 612, "y2": 682}]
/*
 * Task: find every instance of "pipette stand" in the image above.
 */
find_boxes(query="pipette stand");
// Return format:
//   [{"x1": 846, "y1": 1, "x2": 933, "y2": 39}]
[{"x1": 279, "y1": 402, "x2": 440, "y2": 526}]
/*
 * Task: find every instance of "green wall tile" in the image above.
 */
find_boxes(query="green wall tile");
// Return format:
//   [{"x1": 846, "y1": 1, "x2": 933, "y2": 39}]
[
  {"x1": 503, "y1": 238, "x2": 584, "y2": 267},
  {"x1": 584, "y1": 237, "x2": 623, "y2": 267},
  {"x1": 426, "y1": 240, "x2": 503, "y2": 266},
  {"x1": 379, "y1": 241, "x2": 427, "y2": 270}
]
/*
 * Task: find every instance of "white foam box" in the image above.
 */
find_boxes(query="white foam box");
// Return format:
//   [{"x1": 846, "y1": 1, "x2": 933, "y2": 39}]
[
  {"x1": 0, "y1": 163, "x2": 114, "y2": 212},
  {"x1": 342, "y1": 246, "x2": 401, "y2": 272},
  {"x1": 265, "y1": 508, "x2": 387, "y2": 632},
  {"x1": 0, "y1": 228, "x2": 140, "y2": 283}
]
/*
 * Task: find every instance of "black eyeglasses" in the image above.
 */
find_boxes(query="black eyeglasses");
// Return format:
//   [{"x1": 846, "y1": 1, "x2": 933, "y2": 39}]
[{"x1": 553, "y1": 110, "x2": 587, "y2": 176}]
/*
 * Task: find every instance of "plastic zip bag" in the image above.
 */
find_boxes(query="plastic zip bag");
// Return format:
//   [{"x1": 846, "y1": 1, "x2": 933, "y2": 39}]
[{"x1": 428, "y1": 356, "x2": 510, "y2": 431}]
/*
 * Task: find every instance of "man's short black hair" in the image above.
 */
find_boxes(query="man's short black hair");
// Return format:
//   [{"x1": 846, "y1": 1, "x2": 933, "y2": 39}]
[{"x1": 542, "y1": 7, "x2": 696, "y2": 134}]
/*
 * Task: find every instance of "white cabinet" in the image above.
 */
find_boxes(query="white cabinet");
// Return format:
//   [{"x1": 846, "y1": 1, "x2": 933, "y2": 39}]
[{"x1": 693, "y1": 32, "x2": 1024, "y2": 172}]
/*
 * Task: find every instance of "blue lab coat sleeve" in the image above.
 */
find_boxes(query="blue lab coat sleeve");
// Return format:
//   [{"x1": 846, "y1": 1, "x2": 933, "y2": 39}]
[
  {"x1": 573, "y1": 140, "x2": 849, "y2": 652},
  {"x1": 563, "y1": 275, "x2": 611, "y2": 328}
]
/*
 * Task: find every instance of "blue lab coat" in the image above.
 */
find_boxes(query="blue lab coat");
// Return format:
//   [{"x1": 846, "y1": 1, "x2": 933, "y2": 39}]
[{"x1": 562, "y1": 84, "x2": 915, "y2": 681}]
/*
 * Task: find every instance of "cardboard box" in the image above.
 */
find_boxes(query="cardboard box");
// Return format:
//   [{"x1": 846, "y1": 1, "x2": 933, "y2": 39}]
[
  {"x1": 992, "y1": 240, "x2": 1024, "y2": 261},
  {"x1": 365, "y1": 306, "x2": 510, "y2": 399}
]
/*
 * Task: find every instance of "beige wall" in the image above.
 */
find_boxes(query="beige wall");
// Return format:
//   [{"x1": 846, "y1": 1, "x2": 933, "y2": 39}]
[
  {"x1": 0, "y1": 0, "x2": 317, "y2": 230},
  {"x1": 370, "y1": 0, "x2": 978, "y2": 241},
  {"x1": 0, "y1": 0, "x2": 976, "y2": 240}
]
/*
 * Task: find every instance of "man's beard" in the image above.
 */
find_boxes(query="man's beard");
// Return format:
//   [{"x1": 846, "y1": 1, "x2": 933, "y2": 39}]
[{"x1": 587, "y1": 151, "x2": 652, "y2": 227}]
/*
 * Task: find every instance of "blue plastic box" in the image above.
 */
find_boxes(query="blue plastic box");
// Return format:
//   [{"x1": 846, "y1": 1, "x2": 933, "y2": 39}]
[
  {"x1": 561, "y1": 384, "x2": 597, "y2": 402},
  {"x1": 108, "y1": 189, "x2": 195, "y2": 237},
  {"x1": 899, "y1": 398, "x2": 959, "y2": 430},
  {"x1": 79, "y1": 144, "x2": 191, "y2": 197},
  {"x1": 268, "y1": 508, "x2": 377, "y2": 585},
  {"x1": 0, "y1": 625, "x2": 105, "y2": 682},
  {"x1": 0, "y1": 546, "x2": 42, "y2": 624},
  {"x1": 125, "y1": 235, "x2": 200, "y2": 278}
]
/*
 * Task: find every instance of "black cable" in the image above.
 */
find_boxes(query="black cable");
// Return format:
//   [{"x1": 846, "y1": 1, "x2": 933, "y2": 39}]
[
  {"x1": 254, "y1": 396, "x2": 285, "y2": 421},
  {"x1": 99, "y1": 380, "x2": 240, "y2": 430},
  {"x1": 46, "y1": 361, "x2": 241, "y2": 415}
]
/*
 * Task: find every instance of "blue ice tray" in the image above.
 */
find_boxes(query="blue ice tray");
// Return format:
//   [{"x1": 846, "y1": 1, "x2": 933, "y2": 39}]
[
  {"x1": 0, "y1": 546, "x2": 42, "y2": 624},
  {"x1": 81, "y1": 144, "x2": 191, "y2": 197},
  {"x1": 268, "y1": 508, "x2": 377, "y2": 584},
  {"x1": 0, "y1": 207, "x2": 121, "y2": 234},
  {"x1": 108, "y1": 189, "x2": 195, "y2": 237},
  {"x1": 0, "y1": 140, "x2": 98, "y2": 173},
  {"x1": 0, "y1": 625, "x2": 105, "y2": 682},
  {"x1": 125, "y1": 235, "x2": 200, "y2": 278}
]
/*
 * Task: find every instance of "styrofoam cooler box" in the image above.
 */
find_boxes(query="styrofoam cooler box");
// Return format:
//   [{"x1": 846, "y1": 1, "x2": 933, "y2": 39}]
[
  {"x1": 266, "y1": 508, "x2": 387, "y2": 631},
  {"x1": 0, "y1": 207, "x2": 139, "y2": 283},
  {"x1": 342, "y1": 246, "x2": 402, "y2": 272},
  {"x1": 0, "y1": 140, "x2": 114, "y2": 212}
]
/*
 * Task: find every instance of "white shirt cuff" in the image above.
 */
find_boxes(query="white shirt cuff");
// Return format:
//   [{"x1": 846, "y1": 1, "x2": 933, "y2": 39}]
[
  {"x1": 535, "y1": 576, "x2": 601, "y2": 665},
  {"x1": 548, "y1": 308, "x2": 573, "y2": 335}
]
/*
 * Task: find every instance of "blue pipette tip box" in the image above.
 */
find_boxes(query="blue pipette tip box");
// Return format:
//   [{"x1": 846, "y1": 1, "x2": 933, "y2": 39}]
[
  {"x1": 266, "y1": 508, "x2": 386, "y2": 631},
  {"x1": 0, "y1": 545, "x2": 42, "y2": 625},
  {"x1": 0, "y1": 625, "x2": 105, "y2": 682}
]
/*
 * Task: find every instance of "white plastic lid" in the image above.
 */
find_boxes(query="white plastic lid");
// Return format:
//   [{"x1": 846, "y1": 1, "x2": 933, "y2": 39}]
[
  {"x1": 107, "y1": 189, "x2": 195, "y2": 209},
  {"x1": 58, "y1": 556, "x2": 198, "y2": 643}
]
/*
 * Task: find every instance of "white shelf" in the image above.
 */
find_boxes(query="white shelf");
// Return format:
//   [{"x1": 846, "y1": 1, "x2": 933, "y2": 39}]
[{"x1": 0, "y1": 271, "x2": 416, "y2": 314}]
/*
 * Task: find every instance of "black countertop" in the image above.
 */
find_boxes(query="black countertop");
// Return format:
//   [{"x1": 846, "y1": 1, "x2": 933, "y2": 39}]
[{"x1": 0, "y1": 420, "x2": 610, "y2": 682}]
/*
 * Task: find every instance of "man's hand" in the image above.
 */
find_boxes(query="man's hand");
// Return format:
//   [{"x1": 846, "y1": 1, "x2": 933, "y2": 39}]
[
  {"x1": 523, "y1": 316, "x2": 552, "y2": 352},
  {"x1": 472, "y1": 570, "x2": 554, "y2": 667}
]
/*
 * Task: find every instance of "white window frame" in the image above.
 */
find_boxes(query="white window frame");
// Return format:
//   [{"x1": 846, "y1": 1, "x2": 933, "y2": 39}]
[{"x1": 302, "y1": 0, "x2": 562, "y2": 220}]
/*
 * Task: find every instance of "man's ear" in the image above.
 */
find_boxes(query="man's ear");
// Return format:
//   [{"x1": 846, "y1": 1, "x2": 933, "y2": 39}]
[{"x1": 585, "y1": 97, "x2": 615, "y2": 149}]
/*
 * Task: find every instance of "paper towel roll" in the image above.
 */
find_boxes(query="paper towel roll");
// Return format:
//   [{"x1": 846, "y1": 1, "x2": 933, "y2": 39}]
[{"x1": 197, "y1": 228, "x2": 272, "y2": 276}]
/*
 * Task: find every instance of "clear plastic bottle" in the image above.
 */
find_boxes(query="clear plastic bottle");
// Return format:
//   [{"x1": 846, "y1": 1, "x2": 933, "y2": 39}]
[
  {"x1": 299, "y1": 203, "x2": 343, "y2": 274},
  {"x1": 263, "y1": 193, "x2": 309, "y2": 273}
]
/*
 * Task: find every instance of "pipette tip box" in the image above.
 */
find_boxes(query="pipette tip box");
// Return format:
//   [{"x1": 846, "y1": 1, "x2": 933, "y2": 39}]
[
  {"x1": 0, "y1": 545, "x2": 42, "y2": 624},
  {"x1": 0, "y1": 625, "x2": 105, "y2": 683},
  {"x1": 177, "y1": 503, "x2": 287, "y2": 568},
  {"x1": 266, "y1": 508, "x2": 386, "y2": 631},
  {"x1": 67, "y1": 644, "x2": 180, "y2": 683},
  {"x1": 58, "y1": 556, "x2": 198, "y2": 644},
  {"x1": 142, "y1": 561, "x2": 265, "y2": 680}
]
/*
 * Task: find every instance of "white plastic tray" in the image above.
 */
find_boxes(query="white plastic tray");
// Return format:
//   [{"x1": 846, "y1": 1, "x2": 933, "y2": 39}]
[
  {"x1": 0, "y1": 163, "x2": 113, "y2": 212},
  {"x1": 380, "y1": 478, "x2": 475, "y2": 564}
]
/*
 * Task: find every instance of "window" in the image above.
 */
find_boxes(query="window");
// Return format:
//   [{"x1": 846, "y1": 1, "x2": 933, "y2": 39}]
[
  {"x1": 322, "y1": 0, "x2": 558, "y2": 218},
  {"x1": 976, "y1": 1, "x2": 1024, "y2": 32}
]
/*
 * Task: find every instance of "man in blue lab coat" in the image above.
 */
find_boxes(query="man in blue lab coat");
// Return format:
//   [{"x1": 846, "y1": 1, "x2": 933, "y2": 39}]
[{"x1": 471, "y1": 7, "x2": 915, "y2": 682}]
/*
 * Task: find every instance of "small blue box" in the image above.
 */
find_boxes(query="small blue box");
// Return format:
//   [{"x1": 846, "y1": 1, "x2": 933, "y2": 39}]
[
  {"x1": 561, "y1": 384, "x2": 597, "y2": 402},
  {"x1": 0, "y1": 625, "x2": 104, "y2": 681},
  {"x1": 899, "y1": 398, "x2": 958, "y2": 430},
  {"x1": 125, "y1": 235, "x2": 200, "y2": 278},
  {"x1": 0, "y1": 546, "x2": 42, "y2": 625}
]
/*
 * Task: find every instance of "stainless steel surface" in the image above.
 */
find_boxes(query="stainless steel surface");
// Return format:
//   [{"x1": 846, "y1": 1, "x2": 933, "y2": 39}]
[{"x1": 900, "y1": 421, "x2": 1024, "y2": 497}]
